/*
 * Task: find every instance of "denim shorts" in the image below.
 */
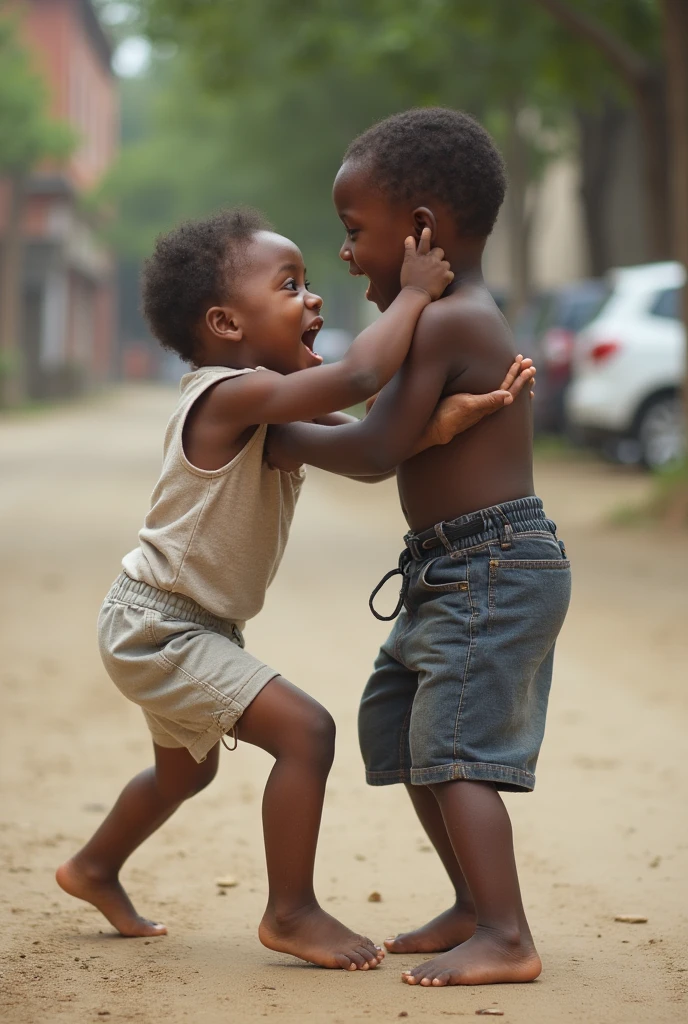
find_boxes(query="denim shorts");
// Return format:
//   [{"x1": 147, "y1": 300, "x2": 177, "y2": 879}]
[
  {"x1": 98, "y1": 574, "x2": 279, "y2": 762},
  {"x1": 359, "y1": 497, "x2": 571, "y2": 792}
]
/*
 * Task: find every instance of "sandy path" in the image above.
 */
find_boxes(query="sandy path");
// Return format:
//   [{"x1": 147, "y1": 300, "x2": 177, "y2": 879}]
[{"x1": 1, "y1": 386, "x2": 686, "y2": 1024}]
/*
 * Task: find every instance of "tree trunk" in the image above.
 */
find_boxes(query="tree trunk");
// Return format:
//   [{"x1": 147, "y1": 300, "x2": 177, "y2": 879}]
[
  {"x1": 0, "y1": 173, "x2": 26, "y2": 407},
  {"x1": 633, "y1": 68, "x2": 672, "y2": 261},
  {"x1": 532, "y1": 0, "x2": 672, "y2": 261},
  {"x1": 577, "y1": 100, "x2": 624, "y2": 276},
  {"x1": 661, "y1": 0, "x2": 688, "y2": 439},
  {"x1": 503, "y1": 108, "x2": 533, "y2": 323}
]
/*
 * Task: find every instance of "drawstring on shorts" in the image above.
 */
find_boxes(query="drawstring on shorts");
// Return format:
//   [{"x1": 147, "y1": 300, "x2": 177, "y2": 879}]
[
  {"x1": 221, "y1": 726, "x2": 238, "y2": 751},
  {"x1": 369, "y1": 550, "x2": 411, "y2": 621}
]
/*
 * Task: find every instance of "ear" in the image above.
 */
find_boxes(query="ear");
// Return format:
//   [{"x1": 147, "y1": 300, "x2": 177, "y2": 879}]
[
  {"x1": 205, "y1": 306, "x2": 243, "y2": 342},
  {"x1": 412, "y1": 207, "x2": 437, "y2": 244}
]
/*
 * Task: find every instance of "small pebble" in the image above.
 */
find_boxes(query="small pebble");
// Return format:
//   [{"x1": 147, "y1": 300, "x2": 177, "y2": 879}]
[
  {"x1": 614, "y1": 914, "x2": 648, "y2": 924},
  {"x1": 368, "y1": 891, "x2": 382, "y2": 903},
  {"x1": 215, "y1": 876, "x2": 239, "y2": 888},
  {"x1": 399, "y1": 1014, "x2": 409, "y2": 1019},
  {"x1": 476, "y1": 1011, "x2": 504, "y2": 1017}
]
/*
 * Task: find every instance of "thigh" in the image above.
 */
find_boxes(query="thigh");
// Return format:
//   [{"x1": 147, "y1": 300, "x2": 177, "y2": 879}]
[
  {"x1": 153, "y1": 741, "x2": 220, "y2": 801},
  {"x1": 358, "y1": 642, "x2": 418, "y2": 784}
]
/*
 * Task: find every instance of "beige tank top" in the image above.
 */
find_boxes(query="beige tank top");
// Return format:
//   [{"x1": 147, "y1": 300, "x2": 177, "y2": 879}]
[{"x1": 122, "y1": 365, "x2": 305, "y2": 627}]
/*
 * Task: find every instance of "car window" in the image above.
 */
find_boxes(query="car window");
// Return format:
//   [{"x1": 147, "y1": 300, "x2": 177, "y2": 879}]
[
  {"x1": 650, "y1": 287, "x2": 681, "y2": 320},
  {"x1": 558, "y1": 288, "x2": 610, "y2": 332}
]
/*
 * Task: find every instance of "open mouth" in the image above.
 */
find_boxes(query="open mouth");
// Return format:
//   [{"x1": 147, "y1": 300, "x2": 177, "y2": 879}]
[{"x1": 301, "y1": 317, "x2": 324, "y2": 364}]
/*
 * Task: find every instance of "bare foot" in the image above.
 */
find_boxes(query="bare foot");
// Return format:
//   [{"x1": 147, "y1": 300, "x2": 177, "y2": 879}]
[
  {"x1": 401, "y1": 926, "x2": 541, "y2": 986},
  {"x1": 56, "y1": 858, "x2": 167, "y2": 938},
  {"x1": 384, "y1": 904, "x2": 476, "y2": 954},
  {"x1": 259, "y1": 904, "x2": 385, "y2": 971}
]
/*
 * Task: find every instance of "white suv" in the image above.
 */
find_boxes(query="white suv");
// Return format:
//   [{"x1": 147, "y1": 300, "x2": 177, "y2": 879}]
[{"x1": 566, "y1": 261, "x2": 685, "y2": 468}]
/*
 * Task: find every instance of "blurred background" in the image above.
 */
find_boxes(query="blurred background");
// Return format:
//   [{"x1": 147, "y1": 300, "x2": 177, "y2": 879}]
[
  {"x1": 0, "y1": 0, "x2": 686, "y2": 478},
  {"x1": 2, "y1": 6, "x2": 687, "y2": 1023}
]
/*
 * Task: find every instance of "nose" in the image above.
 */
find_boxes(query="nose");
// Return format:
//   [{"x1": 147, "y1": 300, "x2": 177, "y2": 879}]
[
  {"x1": 306, "y1": 289, "x2": 323, "y2": 311},
  {"x1": 339, "y1": 240, "x2": 352, "y2": 262}
]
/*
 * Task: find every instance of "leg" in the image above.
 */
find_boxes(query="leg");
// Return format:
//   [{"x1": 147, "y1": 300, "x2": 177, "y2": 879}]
[
  {"x1": 402, "y1": 780, "x2": 541, "y2": 986},
  {"x1": 56, "y1": 742, "x2": 219, "y2": 936},
  {"x1": 238, "y1": 676, "x2": 383, "y2": 972},
  {"x1": 384, "y1": 783, "x2": 476, "y2": 953}
]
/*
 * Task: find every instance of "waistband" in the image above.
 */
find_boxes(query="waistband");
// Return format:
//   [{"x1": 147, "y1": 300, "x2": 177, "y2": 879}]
[
  {"x1": 403, "y1": 496, "x2": 552, "y2": 560},
  {"x1": 106, "y1": 573, "x2": 242, "y2": 642}
]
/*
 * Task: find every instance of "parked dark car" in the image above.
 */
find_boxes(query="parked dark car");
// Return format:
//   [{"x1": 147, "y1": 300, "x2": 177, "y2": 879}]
[{"x1": 513, "y1": 280, "x2": 609, "y2": 434}]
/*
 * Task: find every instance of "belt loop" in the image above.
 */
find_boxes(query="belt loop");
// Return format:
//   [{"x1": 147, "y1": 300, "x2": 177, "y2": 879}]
[
  {"x1": 493, "y1": 506, "x2": 513, "y2": 551},
  {"x1": 434, "y1": 522, "x2": 454, "y2": 553},
  {"x1": 405, "y1": 533, "x2": 421, "y2": 560}
]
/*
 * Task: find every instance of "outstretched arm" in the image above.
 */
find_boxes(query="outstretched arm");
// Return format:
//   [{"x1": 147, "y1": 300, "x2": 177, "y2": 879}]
[
  {"x1": 266, "y1": 307, "x2": 458, "y2": 475},
  {"x1": 206, "y1": 230, "x2": 453, "y2": 431},
  {"x1": 266, "y1": 311, "x2": 532, "y2": 476}
]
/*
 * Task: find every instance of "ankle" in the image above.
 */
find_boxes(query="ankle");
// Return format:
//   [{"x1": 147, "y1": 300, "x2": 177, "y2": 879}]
[
  {"x1": 475, "y1": 922, "x2": 528, "y2": 947},
  {"x1": 69, "y1": 854, "x2": 117, "y2": 884},
  {"x1": 264, "y1": 898, "x2": 320, "y2": 931},
  {"x1": 453, "y1": 897, "x2": 476, "y2": 917}
]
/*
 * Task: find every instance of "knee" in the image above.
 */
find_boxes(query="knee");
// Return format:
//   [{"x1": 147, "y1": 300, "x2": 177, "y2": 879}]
[
  {"x1": 296, "y1": 706, "x2": 336, "y2": 768},
  {"x1": 156, "y1": 757, "x2": 218, "y2": 803},
  {"x1": 186, "y1": 759, "x2": 219, "y2": 798}
]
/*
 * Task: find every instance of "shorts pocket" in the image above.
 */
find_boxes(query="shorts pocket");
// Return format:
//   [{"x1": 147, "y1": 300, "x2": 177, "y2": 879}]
[
  {"x1": 488, "y1": 550, "x2": 571, "y2": 635},
  {"x1": 418, "y1": 555, "x2": 469, "y2": 594}
]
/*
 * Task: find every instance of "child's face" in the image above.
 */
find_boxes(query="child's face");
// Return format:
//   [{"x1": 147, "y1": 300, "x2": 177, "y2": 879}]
[
  {"x1": 333, "y1": 161, "x2": 415, "y2": 312},
  {"x1": 225, "y1": 232, "x2": 324, "y2": 374}
]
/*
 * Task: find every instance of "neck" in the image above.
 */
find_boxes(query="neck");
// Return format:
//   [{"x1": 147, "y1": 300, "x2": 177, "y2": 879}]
[{"x1": 440, "y1": 237, "x2": 486, "y2": 292}]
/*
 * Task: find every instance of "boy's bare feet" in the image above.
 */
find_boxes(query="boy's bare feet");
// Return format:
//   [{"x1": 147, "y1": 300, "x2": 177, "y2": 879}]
[
  {"x1": 259, "y1": 904, "x2": 385, "y2": 971},
  {"x1": 401, "y1": 927, "x2": 541, "y2": 986},
  {"x1": 56, "y1": 858, "x2": 167, "y2": 938},
  {"x1": 384, "y1": 903, "x2": 476, "y2": 953}
]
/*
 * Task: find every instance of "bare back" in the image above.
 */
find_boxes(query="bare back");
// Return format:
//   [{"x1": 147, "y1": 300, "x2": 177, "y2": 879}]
[{"x1": 396, "y1": 286, "x2": 534, "y2": 531}]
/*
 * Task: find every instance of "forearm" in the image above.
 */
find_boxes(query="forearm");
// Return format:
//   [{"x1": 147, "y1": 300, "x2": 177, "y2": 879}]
[
  {"x1": 269, "y1": 420, "x2": 402, "y2": 476},
  {"x1": 339, "y1": 287, "x2": 430, "y2": 394}
]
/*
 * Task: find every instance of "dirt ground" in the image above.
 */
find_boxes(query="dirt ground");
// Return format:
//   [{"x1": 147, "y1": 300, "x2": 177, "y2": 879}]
[{"x1": 1, "y1": 385, "x2": 687, "y2": 1024}]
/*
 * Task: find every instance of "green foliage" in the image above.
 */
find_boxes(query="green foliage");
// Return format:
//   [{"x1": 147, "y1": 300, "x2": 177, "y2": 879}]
[
  {"x1": 101, "y1": 0, "x2": 666, "y2": 327},
  {"x1": 0, "y1": 14, "x2": 74, "y2": 174}
]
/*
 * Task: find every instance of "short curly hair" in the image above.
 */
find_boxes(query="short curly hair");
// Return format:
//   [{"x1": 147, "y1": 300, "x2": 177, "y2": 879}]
[
  {"x1": 344, "y1": 108, "x2": 506, "y2": 237},
  {"x1": 141, "y1": 207, "x2": 271, "y2": 363}
]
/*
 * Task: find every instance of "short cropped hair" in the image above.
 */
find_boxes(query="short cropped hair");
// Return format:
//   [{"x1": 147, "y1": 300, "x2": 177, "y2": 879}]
[
  {"x1": 141, "y1": 207, "x2": 271, "y2": 363},
  {"x1": 344, "y1": 108, "x2": 506, "y2": 237}
]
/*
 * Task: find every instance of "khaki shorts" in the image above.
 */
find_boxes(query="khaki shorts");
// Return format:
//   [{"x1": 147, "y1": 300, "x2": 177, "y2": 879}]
[{"x1": 98, "y1": 574, "x2": 278, "y2": 762}]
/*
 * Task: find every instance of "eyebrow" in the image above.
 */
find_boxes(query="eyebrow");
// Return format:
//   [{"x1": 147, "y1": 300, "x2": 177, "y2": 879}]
[{"x1": 276, "y1": 262, "x2": 301, "y2": 274}]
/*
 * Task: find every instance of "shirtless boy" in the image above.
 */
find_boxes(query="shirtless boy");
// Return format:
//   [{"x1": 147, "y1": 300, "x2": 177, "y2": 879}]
[
  {"x1": 268, "y1": 108, "x2": 572, "y2": 986},
  {"x1": 56, "y1": 205, "x2": 532, "y2": 972}
]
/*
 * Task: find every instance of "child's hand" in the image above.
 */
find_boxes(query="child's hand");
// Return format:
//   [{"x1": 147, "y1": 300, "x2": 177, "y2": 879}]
[
  {"x1": 400, "y1": 227, "x2": 454, "y2": 301},
  {"x1": 412, "y1": 356, "x2": 536, "y2": 452}
]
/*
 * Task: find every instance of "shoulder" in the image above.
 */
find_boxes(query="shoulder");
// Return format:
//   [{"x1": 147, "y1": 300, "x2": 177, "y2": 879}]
[
  {"x1": 414, "y1": 287, "x2": 505, "y2": 348},
  {"x1": 199, "y1": 367, "x2": 282, "y2": 424}
]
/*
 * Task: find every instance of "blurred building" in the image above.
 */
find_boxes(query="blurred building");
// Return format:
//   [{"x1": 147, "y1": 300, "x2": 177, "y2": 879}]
[{"x1": 0, "y1": 0, "x2": 117, "y2": 399}]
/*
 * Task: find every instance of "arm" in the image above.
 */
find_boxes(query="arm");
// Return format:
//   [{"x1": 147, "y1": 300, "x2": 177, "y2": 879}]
[
  {"x1": 210, "y1": 231, "x2": 453, "y2": 429},
  {"x1": 266, "y1": 305, "x2": 456, "y2": 476}
]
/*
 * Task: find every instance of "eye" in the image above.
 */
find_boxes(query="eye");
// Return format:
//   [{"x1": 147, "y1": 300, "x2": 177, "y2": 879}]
[
  {"x1": 346, "y1": 228, "x2": 359, "y2": 241},
  {"x1": 284, "y1": 278, "x2": 299, "y2": 291},
  {"x1": 305, "y1": 279, "x2": 311, "y2": 290}
]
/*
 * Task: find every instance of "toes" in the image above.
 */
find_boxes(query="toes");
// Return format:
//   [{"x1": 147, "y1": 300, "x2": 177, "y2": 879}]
[
  {"x1": 334, "y1": 954, "x2": 354, "y2": 971},
  {"x1": 355, "y1": 945, "x2": 377, "y2": 967},
  {"x1": 347, "y1": 950, "x2": 366, "y2": 970},
  {"x1": 431, "y1": 973, "x2": 451, "y2": 987}
]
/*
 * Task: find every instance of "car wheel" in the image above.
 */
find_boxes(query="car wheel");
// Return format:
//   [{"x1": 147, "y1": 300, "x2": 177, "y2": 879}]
[{"x1": 637, "y1": 395, "x2": 685, "y2": 469}]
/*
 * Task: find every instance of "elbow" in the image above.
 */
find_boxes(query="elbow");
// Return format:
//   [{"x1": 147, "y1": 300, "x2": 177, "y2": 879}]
[
  {"x1": 345, "y1": 365, "x2": 382, "y2": 403},
  {"x1": 358, "y1": 442, "x2": 397, "y2": 476}
]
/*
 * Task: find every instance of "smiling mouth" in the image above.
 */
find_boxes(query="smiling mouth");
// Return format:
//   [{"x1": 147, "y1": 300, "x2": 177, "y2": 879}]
[{"x1": 301, "y1": 317, "x2": 324, "y2": 363}]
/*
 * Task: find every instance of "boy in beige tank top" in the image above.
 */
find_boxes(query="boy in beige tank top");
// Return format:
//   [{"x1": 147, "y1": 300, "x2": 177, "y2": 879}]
[{"x1": 56, "y1": 208, "x2": 533, "y2": 972}]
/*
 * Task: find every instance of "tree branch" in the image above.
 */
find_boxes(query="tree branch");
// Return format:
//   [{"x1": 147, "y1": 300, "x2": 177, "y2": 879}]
[{"x1": 532, "y1": 0, "x2": 651, "y2": 88}]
